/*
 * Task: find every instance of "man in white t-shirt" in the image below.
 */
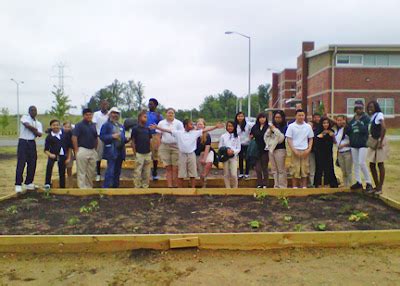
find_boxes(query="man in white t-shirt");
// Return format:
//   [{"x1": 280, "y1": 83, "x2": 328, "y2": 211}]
[
  {"x1": 285, "y1": 109, "x2": 314, "y2": 189},
  {"x1": 15, "y1": 106, "x2": 43, "y2": 194},
  {"x1": 92, "y1": 100, "x2": 109, "y2": 181},
  {"x1": 152, "y1": 119, "x2": 223, "y2": 188}
]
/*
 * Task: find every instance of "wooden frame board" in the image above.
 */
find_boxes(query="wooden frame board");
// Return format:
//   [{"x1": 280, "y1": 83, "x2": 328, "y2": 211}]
[{"x1": 1, "y1": 188, "x2": 400, "y2": 253}]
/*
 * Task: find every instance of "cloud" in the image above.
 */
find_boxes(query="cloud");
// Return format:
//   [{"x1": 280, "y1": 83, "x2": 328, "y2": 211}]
[{"x1": 1, "y1": 0, "x2": 400, "y2": 114}]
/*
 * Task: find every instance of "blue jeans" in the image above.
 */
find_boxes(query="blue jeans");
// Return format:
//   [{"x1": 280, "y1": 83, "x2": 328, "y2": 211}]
[{"x1": 103, "y1": 154, "x2": 123, "y2": 188}]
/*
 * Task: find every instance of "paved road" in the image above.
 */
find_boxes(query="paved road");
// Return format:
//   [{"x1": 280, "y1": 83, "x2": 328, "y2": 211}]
[{"x1": 1, "y1": 133, "x2": 399, "y2": 147}]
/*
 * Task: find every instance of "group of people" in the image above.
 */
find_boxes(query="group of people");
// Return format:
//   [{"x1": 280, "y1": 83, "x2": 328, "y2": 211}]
[{"x1": 14, "y1": 98, "x2": 388, "y2": 195}]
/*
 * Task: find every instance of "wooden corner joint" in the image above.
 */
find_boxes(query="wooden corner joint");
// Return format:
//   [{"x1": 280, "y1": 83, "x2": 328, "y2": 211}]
[{"x1": 169, "y1": 237, "x2": 199, "y2": 249}]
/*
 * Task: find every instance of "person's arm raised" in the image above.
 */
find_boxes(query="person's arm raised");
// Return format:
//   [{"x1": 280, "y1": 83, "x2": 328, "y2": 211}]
[{"x1": 149, "y1": 124, "x2": 172, "y2": 134}]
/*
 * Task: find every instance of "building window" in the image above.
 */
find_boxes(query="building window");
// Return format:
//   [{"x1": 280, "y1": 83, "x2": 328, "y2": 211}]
[
  {"x1": 376, "y1": 55, "x2": 389, "y2": 66},
  {"x1": 347, "y1": 98, "x2": 365, "y2": 116},
  {"x1": 360, "y1": 54, "x2": 400, "y2": 67},
  {"x1": 377, "y1": 98, "x2": 395, "y2": 116},
  {"x1": 336, "y1": 54, "x2": 363, "y2": 66}
]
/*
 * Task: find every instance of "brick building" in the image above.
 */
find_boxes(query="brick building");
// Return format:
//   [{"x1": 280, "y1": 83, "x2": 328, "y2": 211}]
[{"x1": 269, "y1": 42, "x2": 400, "y2": 126}]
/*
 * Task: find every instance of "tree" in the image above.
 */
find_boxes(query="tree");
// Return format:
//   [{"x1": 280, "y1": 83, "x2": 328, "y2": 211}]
[
  {"x1": 257, "y1": 84, "x2": 270, "y2": 111},
  {"x1": 199, "y1": 89, "x2": 238, "y2": 121},
  {"x1": 318, "y1": 101, "x2": 326, "y2": 115},
  {"x1": 0, "y1": 108, "x2": 10, "y2": 130},
  {"x1": 134, "y1": 81, "x2": 145, "y2": 111},
  {"x1": 87, "y1": 79, "x2": 126, "y2": 112},
  {"x1": 49, "y1": 88, "x2": 75, "y2": 120}
]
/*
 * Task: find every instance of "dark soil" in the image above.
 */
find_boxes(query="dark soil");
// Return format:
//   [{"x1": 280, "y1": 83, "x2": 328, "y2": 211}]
[{"x1": 1, "y1": 192, "x2": 400, "y2": 235}]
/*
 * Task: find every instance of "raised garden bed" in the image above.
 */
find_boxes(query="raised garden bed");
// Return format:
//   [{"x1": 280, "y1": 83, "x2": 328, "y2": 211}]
[{"x1": 1, "y1": 188, "x2": 400, "y2": 252}]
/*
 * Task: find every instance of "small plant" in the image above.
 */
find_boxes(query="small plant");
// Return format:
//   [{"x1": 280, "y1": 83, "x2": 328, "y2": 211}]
[
  {"x1": 43, "y1": 188, "x2": 51, "y2": 199},
  {"x1": 255, "y1": 192, "x2": 268, "y2": 202},
  {"x1": 348, "y1": 211, "x2": 368, "y2": 222},
  {"x1": 294, "y1": 224, "x2": 303, "y2": 232},
  {"x1": 314, "y1": 223, "x2": 327, "y2": 231},
  {"x1": 283, "y1": 215, "x2": 293, "y2": 222},
  {"x1": 80, "y1": 200, "x2": 100, "y2": 214},
  {"x1": 132, "y1": 226, "x2": 140, "y2": 233},
  {"x1": 249, "y1": 220, "x2": 261, "y2": 229},
  {"x1": 279, "y1": 197, "x2": 290, "y2": 209},
  {"x1": 67, "y1": 216, "x2": 80, "y2": 226},
  {"x1": 6, "y1": 205, "x2": 18, "y2": 215}
]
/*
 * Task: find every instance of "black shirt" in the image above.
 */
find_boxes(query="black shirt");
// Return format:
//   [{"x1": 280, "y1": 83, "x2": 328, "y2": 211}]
[
  {"x1": 72, "y1": 120, "x2": 98, "y2": 149},
  {"x1": 250, "y1": 124, "x2": 268, "y2": 152},
  {"x1": 44, "y1": 130, "x2": 72, "y2": 156},
  {"x1": 195, "y1": 133, "x2": 211, "y2": 156},
  {"x1": 131, "y1": 125, "x2": 152, "y2": 154},
  {"x1": 275, "y1": 125, "x2": 287, "y2": 150}
]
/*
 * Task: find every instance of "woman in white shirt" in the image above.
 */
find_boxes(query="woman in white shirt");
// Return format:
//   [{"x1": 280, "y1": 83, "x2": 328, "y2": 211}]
[
  {"x1": 234, "y1": 112, "x2": 252, "y2": 179},
  {"x1": 156, "y1": 108, "x2": 184, "y2": 188},
  {"x1": 219, "y1": 121, "x2": 241, "y2": 188},
  {"x1": 334, "y1": 115, "x2": 353, "y2": 187},
  {"x1": 366, "y1": 101, "x2": 389, "y2": 194}
]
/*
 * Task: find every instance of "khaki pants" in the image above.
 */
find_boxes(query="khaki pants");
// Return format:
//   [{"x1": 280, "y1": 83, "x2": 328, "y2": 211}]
[
  {"x1": 178, "y1": 152, "x2": 197, "y2": 178},
  {"x1": 269, "y1": 148, "x2": 287, "y2": 188},
  {"x1": 76, "y1": 147, "x2": 97, "y2": 189},
  {"x1": 338, "y1": 151, "x2": 353, "y2": 187},
  {"x1": 223, "y1": 157, "x2": 238, "y2": 188},
  {"x1": 134, "y1": 152, "x2": 152, "y2": 188}
]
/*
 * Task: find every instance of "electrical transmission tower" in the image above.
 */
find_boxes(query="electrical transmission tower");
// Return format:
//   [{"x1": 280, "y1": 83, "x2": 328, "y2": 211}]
[{"x1": 52, "y1": 62, "x2": 70, "y2": 92}]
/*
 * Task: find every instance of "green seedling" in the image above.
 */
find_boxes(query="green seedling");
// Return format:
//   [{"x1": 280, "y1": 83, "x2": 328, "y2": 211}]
[
  {"x1": 314, "y1": 223, "x2": 327, "y2": 231},
  {"x1": 348, "y1": 211, "x2": 368, "y2": 222},
  {"x1": 6, "y1": 205, "x2": 18, "y2": 215},
  {"x1": 67, "y1": 216, "x2": 80, "y2": 226},
  {"x1": 249, "y1": 220, "x2": 261, "y2": 229},
  {"x1": 294, "y1": 224, "x2": 303, "y2": 232},
  {"x1": 255, "y1": 192, "x2": 268, "y2": 202},
  {"x1": 43, "y1": 188, "x2": 51, "y2": 199},
  {"x1": 279, "y1": 197, "x2": 290, "y2": 209},
  {"x1": 80, "y1": 201, "x2": 100, "y2": 214},
  {"x1": 283, "y1": 215, "x2": 293, "y2": 222}
]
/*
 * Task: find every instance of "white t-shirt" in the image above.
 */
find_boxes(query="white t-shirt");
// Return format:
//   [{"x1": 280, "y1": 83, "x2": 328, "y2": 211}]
[
  {"x1": 236, "y1": 121, "x2": 253, "y2": 145},
  {"x1": 172, "y1": 129, "x2": 203, "y2": 153},
  {"x1": 19, "y1": 115, "x2": 43, "y2": 140},
  {"x1": 285, "y1": 121, "x2": 314, "y2": 150},
  {"x1": 335, "y1": 127, "x2": 351, "y2": 153},
  {"x1": 371, "y1": 112, "x2": 384, "y2": 124},
  {"x1": 93, "y1": 110, "x2": 109, "y2": 135},
  {"x1": 157, "y1": 119, "x2": 184, "y2": 144},
  {"x1": 218, "y1": 132, "x2": 241, "y2": 156}
]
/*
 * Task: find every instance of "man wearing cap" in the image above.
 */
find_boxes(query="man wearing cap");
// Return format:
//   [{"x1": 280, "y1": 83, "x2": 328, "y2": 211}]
[
  {"x1": 93, "y1": 100, "x2": 110, "y2": 182},
  {"x1": 100, "y1": 107, "x2": 127, "y2": 188},
  {"x1": 72, "y1": 108, "x2": 98, "y2": 189},
  {"x1": 15, "y1": 106, "x2": 43, "y2": 194},
  {"x1": 145, "y1": 98, "x2": 163, "y2": 180},
  {"x1": 346, "y1": 100, "x2": 373, "y2": 192}
]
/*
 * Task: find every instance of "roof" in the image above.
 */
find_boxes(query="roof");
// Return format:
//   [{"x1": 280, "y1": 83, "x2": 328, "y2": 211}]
[{"x1": 305, "y1": 44, "x2": 400, "y2": 58}]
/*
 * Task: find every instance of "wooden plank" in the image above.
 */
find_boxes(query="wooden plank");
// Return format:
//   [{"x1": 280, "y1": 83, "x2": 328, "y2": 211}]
[
  {"x1": 1, "y1": 230, "x2": 399, "y2": 253},
  {"x1": 169, "y1": 237, "x2": 199, "y2": 248},
  {"x1": 379, "y1": 195, "x2": 400, "y2": 211},
  {"x1": 36, "y1": 187, "x2": 350, "y2": 197},
  {"x1": 0, "y1": 193, "x2": 16, "y2": 202}
]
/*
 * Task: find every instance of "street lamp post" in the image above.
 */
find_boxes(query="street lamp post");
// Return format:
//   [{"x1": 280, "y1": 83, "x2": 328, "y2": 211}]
[
  {"x1": 225, "y1": 31, "x2": 251, "y2": 118},
  {"x1": 10, "y1": 78, "x2": 24, "y2": 136}
]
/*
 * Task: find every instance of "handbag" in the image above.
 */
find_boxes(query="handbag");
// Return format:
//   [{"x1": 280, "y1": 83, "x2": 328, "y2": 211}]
[{"x1": 367, "y1": 136, "x2": 379, "y2": 150}]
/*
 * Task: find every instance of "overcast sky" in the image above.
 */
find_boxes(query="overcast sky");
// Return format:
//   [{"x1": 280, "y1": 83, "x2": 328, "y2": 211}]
[{"x1": 1, "y1": 0, "x2": 400, "y2": 114}]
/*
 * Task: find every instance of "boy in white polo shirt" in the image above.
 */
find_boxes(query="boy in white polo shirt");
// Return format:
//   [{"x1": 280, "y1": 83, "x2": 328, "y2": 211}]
[
  {"x1": 285, "y1": 109, "x2": 314, "y2": 189},
  {"x1": 15, "y1": 106, "x2": 43, "y2": 194},
  {"x1": 152, "y1": 119, "x2": 223, "y2": 188}
]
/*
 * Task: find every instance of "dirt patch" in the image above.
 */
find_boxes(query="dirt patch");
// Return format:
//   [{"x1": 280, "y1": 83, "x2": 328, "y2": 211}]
[{"x1": 1, "y1": 192, "x2": 399, "y2": 235}]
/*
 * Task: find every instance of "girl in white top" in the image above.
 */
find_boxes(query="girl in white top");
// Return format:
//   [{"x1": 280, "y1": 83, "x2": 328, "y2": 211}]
[
  {"x1": 156, "y1": 108, "x2": 184, "y2": 188},
  {"x1": 234, "y1": 112, "x2": 252, "y2": 179},
  {"x1": 366, "y1": 100, "x2": 389, "y2": 194},
  {"x1": 219, "y1": 121, "x2": 241, "y2": 188}
]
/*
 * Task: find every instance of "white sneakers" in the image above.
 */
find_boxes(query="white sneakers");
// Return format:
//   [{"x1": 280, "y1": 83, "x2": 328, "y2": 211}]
[
  {"x1": 96, "y1": 175, "x2": 101, "y2": 182},
  {"x1": 15, "y1": 184, "x2": 36, "y2": 194}
]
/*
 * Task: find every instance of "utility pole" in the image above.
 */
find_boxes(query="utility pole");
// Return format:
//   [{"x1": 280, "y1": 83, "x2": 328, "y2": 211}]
[{"x1": 52, "y1": 62, "x2": 70, "y2": 92}]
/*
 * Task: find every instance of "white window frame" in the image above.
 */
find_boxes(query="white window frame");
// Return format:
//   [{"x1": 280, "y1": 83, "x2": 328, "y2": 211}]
[
  {"x1": 377, "y1": 98, "x2": 395, "y2": 117},
  {"x1": 336, "y1": 54, "x2": 364, "y2": 67},
  {"x1": 346, "y1": 98, "x2": 365, "y2": 117}
]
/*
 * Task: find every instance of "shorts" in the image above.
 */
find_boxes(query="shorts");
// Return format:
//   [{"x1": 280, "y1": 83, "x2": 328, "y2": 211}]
[
  {"x1": 291, "y1": 150, "x2": 309, "y2": 179},
  {"x1": 96, "y1": 139, "x2": 104, "y2": 161},
  {"x1": 159, "y1": 143, "x2": 179, "y2": 166},
  {"x1": 150, "y1": 135, "x2": 159, "y2": 161},
  {"x1": 178, "y1": 152, "x2": 198, "y2": 178}
]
